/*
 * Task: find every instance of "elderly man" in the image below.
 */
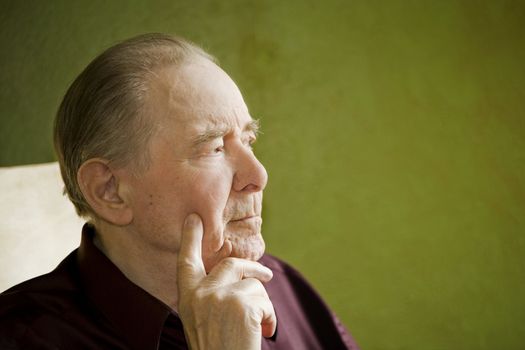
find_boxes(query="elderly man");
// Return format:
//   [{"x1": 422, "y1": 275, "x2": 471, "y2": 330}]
[{"x1": 0, "y1": 34, "x2": 358, "y2": 349}]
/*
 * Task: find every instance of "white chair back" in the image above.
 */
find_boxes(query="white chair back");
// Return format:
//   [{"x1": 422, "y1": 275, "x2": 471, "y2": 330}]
[{"x1": 0, "y1": 162, "x2": 84, "y2": 292}]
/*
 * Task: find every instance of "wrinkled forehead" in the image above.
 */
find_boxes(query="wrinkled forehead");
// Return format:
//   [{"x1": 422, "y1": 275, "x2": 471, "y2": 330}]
[
  {"x1": 165, "y1": 58, "x2": 251, "y2": 126},
  {"x1": 148, "y1": 57, "x2": 253, "y2": 134}
]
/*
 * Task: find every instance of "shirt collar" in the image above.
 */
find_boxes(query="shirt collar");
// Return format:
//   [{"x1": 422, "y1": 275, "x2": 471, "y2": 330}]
[{"x1": 77, "y1": 223, "x2": 173, "y2": 350}]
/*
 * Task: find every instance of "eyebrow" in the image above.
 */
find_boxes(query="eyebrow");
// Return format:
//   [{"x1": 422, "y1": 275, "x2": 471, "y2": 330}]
[
  {"x1": 191, "y1": 119, "x2": 261, "y2": 146},
  {"x1": 246, "y1": 119, "x2": 260, "y2": 135}
]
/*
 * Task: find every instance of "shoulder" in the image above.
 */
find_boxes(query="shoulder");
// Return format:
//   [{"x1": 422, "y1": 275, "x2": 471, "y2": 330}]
[
  {"x1": 259, "y1": 253, "x2": 328, "y2": 304},
  {"x1": 259, "y1": 253, "x2": 303, "y2": 276},
  {"x1": 259, "y1": 254, "x2": 360, "y2": 349},
  {"x1": 0, "y1": 251, "x2": 94, "y2": 348},
  {"x1": 259, "y1": 253, "x2": 318, "y2": 294},
  {"x1": 0, "y1": 250, "x2": 80, "y2": 315}
]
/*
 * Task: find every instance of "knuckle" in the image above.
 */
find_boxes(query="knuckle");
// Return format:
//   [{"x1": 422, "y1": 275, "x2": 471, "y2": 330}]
[
  {"x1": 177, "y1": 257, "x2": 199, "y2": 270},
  {"x1": 208, "y1": 290, "x2": 225, "y2": 305},
  {"x1": 243, "y1": 277, "x2": 267, "y2": 295},
  {"x1": 226, "y1": 293, "x2": 247, "y2": 312},
  {"x1": 246, "y1": 305, "x2": 262, "y2": 324},
  {"x1": 219, "y1": 257, "x2": 238, "y2": 270},
  {"x1": 247, "y1": 277, "x2": 264, "y2": 288}
]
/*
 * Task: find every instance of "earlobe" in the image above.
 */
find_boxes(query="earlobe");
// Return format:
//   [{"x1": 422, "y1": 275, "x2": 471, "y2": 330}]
[{"x1": 77, "y1": 159, "x2": 133, "y2": 226}]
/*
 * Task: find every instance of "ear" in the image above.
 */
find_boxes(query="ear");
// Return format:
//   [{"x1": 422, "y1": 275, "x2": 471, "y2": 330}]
[{"x1": 77, "y1": 159, "x2": 133, "y2": 226}]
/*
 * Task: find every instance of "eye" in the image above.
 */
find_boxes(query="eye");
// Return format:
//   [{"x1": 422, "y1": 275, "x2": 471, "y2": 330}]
[
  {"x1": 209, "y1": 139, "x2": 225, "y2": 155},
  {"x1": 243, "y1": 136, "x2": 256, "y2": 149}
]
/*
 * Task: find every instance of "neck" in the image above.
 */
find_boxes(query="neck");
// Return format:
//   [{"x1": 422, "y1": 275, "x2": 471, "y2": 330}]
[{"x1": 93, "y1": 221, "x2": 180, "y2": 310}]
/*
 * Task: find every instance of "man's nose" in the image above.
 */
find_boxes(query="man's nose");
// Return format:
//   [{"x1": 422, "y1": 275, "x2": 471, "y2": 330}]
[{"x1": 232, "y1": 147, "x2": 268, "y2": 193}]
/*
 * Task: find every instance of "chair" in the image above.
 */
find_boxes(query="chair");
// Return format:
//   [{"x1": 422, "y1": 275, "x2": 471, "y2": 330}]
[{"x1": 0, "y1": 162, "x2": 84, "y2": 292}]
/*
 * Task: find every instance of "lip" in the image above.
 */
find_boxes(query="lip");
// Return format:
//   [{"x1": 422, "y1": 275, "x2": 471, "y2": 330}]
[{"x1": 229, "y1": 215, "x2": 259, "y2": 223}]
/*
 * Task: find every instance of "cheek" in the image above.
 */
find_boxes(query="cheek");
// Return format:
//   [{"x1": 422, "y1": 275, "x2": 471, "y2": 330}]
[
  {"x1": 182, "y1": 171, "x2": 231, "y2": 212},
  {"x1": 186, "y1": 172, "x2": 232, "y2": 252},
  {"x1": 130, "y1": 165, "x2": 234, "y2": 255}
]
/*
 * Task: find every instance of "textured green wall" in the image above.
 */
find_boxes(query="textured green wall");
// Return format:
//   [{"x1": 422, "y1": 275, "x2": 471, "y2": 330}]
[{"x1": 1, "y1": 1, "x2": 524, "y2": 349}]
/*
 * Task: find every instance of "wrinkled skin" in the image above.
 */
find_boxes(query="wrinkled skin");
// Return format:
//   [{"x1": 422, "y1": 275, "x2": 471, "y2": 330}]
[
  {"x1": 121, "y1": 57, "x2": 268, "y2": 271},
  {"x1": 107, "y1": 57, "x2": 276, "y2": 349}
]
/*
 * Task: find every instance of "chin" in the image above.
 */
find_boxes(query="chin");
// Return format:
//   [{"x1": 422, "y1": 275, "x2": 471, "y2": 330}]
[{"x1": 228, "y1": 233, "x2": 266, "y2": 261}]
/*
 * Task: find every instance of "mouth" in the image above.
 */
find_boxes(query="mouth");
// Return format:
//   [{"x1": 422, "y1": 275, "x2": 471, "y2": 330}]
[
  {"x1": 225, "y1": 215, "x2": 264, "y2": 240},
  {"x1": 229, "y1": 215, "x2": 259, "y2": 223}
]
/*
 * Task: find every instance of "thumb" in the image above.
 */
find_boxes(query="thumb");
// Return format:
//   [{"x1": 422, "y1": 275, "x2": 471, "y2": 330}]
[{"x1": 177, "y1": 213, "x2": 206, "y2": 290}]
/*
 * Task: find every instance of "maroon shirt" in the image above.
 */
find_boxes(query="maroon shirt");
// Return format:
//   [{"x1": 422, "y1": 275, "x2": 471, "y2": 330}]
[{"x1": 0, "y1": 224, "x2": 359, "y2": 349}]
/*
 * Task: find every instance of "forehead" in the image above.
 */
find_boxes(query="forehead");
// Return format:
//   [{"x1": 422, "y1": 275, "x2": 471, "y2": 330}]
[{"x1": 152, "y1": 58, "x2": 252, "y2": 132}]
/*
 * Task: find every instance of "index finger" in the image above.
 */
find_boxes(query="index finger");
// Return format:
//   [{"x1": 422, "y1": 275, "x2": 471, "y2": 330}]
[{"x1": 177, "y1": 213, "x2": 206, "y2": 289}]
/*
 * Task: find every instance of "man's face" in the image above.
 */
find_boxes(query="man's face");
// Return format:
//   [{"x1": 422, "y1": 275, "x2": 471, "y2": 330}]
[{"x1": 120, "y1": 57, "x2": 268, "y2": 271}]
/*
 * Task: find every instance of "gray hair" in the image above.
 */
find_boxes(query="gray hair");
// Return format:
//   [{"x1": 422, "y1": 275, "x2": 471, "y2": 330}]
[{"x1": 54, "y1": 33, "x2": 214, "y2": 218}]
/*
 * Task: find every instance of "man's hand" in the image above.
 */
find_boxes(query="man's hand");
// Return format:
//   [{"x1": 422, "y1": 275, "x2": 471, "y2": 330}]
[{"x1": 177, "y1": 213, "x2": 277, "y2": 350}]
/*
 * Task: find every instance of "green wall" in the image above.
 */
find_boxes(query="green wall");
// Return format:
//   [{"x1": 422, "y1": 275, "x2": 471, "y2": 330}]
[{"x1": 1, "y1": 1, "x2": 524, "y2": 349}]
